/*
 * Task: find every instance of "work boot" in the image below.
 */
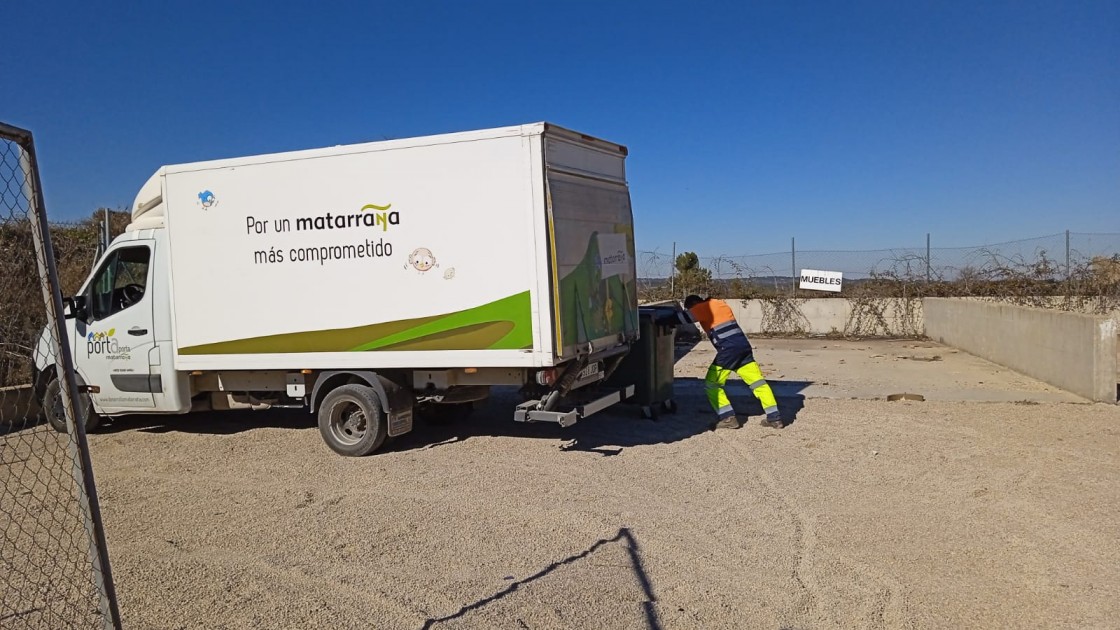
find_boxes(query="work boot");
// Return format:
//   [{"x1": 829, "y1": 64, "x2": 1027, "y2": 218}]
[
  {"x1": 758, "y1": 411, "x2": 784, "y2": 429},
  {"x1": 712, "y1": 416, "x2": 741, "y2": 431}
]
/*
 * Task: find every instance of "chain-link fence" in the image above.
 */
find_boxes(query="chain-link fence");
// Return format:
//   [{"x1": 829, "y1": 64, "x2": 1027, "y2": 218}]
[
  {"x1": 1, "y1": 122, "x2": 121, "y2": 629},
  {"x1": 640, "y1": 232, "x2": 1120, "y2": 311},
  {"x1": 1, "y1": 216, "x2": 125, "y2": 389}
]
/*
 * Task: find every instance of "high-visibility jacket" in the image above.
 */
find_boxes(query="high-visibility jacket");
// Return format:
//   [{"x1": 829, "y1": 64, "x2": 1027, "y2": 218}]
[{"x1": 682, "y1": 298, "x2": 754, "y2": 368}]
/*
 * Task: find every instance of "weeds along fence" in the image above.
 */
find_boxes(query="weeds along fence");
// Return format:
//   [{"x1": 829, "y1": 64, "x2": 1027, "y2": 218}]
[
  {"x1": 1, "y1": 212, "x2": 126, "y2": 388},
  {"x1": 640, "y1": 233, "x2": 1120, "y2": 337},
  {"x1": 1, "y1": 122, "x2": 121, "y2": 628}
]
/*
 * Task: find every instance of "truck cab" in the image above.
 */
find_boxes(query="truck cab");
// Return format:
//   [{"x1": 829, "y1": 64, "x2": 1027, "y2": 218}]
[{"x1": 36, "y1": 220, "x2": 189, "y2": 429}]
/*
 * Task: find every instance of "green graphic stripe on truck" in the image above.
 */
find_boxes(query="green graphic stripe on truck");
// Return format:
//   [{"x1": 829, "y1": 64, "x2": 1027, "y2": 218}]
[
  {"x1": 556, "y1": 230, "x2": 638, "y2": 352},
  {"x1": 178, "y1": 291, "x2": 533, "y2": 355}
]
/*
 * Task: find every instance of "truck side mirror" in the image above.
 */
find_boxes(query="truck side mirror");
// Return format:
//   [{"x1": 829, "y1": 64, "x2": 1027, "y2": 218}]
[{"x1": 64, "y1": 295, "x2": 89, "y2": 321}]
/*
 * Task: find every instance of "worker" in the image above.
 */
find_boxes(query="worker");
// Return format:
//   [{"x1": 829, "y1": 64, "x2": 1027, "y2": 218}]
[{"x1": 676, "y1": 295, "x2": 783, "y2": 430}]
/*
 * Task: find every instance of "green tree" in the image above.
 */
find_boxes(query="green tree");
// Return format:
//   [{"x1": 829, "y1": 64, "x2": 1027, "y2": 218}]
[
  {"x1": 675, "y1": 252, "x2": 699, "y2": 274},
  {"x1": 674, "y1": 251, "x2": 712, "y2": 298}
]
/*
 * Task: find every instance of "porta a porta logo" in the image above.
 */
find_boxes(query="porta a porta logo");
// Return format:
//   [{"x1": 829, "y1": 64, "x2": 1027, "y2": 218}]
[
  {"x1": 86, "y1": 329, "x2": 131, "y2": 358},
  {"x1": 197, "y1": 190, "x2": 218, "y2": 209}
]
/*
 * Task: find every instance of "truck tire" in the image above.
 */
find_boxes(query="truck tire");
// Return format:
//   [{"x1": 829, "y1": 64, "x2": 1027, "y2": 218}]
[
  {"x1": 42, "y1": 378, "x2": 101, "y2": 433},
  {"x1": 318, "y1": 384, "x2": 388, "y2": 457}
]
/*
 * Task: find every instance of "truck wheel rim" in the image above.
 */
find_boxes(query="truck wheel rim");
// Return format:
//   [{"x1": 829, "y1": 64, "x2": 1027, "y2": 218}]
[
  {"x1": 329, "y1": 401, "x2": 366, "y2": 445},
  {"x1": 47, "y1": 387, "x2": 66, "y2": 426}
]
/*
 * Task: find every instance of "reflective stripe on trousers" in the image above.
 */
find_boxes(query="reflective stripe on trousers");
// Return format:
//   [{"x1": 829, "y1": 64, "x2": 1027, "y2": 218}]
[{"x1": 704, "y1": 361, "x2": 779, "y2": 418}]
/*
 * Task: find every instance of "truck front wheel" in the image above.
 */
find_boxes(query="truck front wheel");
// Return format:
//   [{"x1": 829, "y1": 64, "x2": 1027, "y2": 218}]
[
  {"x1": 42, "y1": 378, "x2": 101, "y2": 433},
  {"x1": 318, "y1": 384, "x2": 388, "y2": 456}
]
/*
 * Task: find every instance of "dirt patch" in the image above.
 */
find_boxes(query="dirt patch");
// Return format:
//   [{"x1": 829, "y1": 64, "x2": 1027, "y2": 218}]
[
  {"x1": 55, "y1": 342, "x2": 1119, "y2": 628},
  {"x1": 722, "y1": 338, "x2": 1088, "y2": 403}
]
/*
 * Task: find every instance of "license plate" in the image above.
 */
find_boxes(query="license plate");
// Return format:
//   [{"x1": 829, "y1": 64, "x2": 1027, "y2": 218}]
[{"x1": 578, "y1": 362, "x2": 601, "y2": 380}]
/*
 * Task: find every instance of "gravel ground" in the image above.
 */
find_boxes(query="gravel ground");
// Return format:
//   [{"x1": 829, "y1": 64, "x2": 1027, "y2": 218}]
[{"x1": 10, "y1": 340, "x2": 1112, "y2": 629}]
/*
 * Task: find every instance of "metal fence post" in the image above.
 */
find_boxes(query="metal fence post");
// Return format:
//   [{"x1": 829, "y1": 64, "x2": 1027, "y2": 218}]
[
  {"x1": 926, "y1": 233, "x2": 931, "y2": 283},
  {"x1": 791, "y1": 237, "x2": 796, "y2": 295},
  {"x1": 27, "y1": 134, "x2": 123, "y2": 630},
  {"x1": 1065, "y1": 230, "x2": 1071, "y2": 279},
  {"x1": 1065, "y1": 229, "x2": 1071, "y2": 297},
  {"x1": 99, "y1": 207, "x2": 110, "y2": 260},
  {"x1": 670, "y1": 241, "x2": 676, "y2": 298}
]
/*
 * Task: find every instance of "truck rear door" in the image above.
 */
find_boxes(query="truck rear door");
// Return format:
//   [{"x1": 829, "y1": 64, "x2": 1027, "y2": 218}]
[{"x1": 543, "y1": 128, "x2": 639, "y2": 359}]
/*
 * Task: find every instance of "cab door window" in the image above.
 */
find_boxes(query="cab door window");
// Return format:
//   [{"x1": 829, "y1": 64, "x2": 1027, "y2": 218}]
[{"x1": 88, "y1": 246, "x2": 150, "y2": 321}]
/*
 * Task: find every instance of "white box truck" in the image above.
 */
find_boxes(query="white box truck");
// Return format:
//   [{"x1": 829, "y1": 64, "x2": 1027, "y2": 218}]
[{"x1": 35, "y1": 123, "x2": 640, "y2": 455}]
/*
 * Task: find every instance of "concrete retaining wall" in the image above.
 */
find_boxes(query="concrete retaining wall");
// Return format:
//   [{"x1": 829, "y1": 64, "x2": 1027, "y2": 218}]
[
  {"x1": 924, "y1": 298, "x2": 1118, "y2": 402},
  {"x1": 653, "y1": 296, "x2": 1117, "y2": 401},
  {"x1": 727, "y1": 298, "x2": 924, "y2": 337},
  {"x1": 0, "y1": 384, "x2": 41, "y2": 422}
]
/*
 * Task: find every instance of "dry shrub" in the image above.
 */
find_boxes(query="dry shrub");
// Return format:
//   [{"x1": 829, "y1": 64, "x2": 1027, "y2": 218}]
[{"x1": 0, "y1": 210, "x2": 128, "y2": 386}]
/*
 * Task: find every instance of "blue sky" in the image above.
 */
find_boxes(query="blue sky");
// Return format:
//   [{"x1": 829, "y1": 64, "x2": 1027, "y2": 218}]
[{"x1": 4, "y1": 0, "x2": 1117, "y2": 254}]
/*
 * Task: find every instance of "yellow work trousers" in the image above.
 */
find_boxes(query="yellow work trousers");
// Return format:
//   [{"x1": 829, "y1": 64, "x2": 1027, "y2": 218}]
[{"x1": 705, "y1": 361, "x2": 779, "y2": 419}]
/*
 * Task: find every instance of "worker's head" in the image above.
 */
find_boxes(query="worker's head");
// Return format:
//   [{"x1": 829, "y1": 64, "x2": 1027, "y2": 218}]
[{"x1": 683, "y1": 295, "x2": 705, "y2": 310}]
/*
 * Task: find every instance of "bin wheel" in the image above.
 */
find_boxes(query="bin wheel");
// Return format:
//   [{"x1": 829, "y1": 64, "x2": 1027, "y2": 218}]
[
  {"x1": 641, "y1": 405, "x2": 659, "y2": 420},
  {"x1": 662, "y1": 399, "x2": 678, "y2": 414}
]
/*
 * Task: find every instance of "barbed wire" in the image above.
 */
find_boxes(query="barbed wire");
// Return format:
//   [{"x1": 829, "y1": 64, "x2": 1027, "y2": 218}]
[
  {"x1": 639, "y1": 232, "x2": 1120, "y2": 281},
  {"x1": 638, "y1": 232, "x2": 1120, "y2": 310}
]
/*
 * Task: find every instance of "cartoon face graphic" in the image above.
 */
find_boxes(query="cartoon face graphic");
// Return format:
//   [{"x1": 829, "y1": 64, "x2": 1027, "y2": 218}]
[
  {"x1": 407, "y1": 248, "x2": 437, "y2": 273},
  {"x1": 197, "y1": 190, "x2": 217, "y2": 208}
]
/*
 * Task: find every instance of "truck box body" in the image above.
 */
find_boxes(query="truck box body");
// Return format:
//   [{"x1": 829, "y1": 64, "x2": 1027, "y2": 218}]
[
  {"x1": 137, "y1": 123, "x2": 637, "y2": 371},
  {"x1": 35, "y1": 123, "x2": 640, "y2": 455}
]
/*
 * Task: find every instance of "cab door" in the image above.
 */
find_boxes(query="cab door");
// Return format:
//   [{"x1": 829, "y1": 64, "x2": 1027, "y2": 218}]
[{"x1": 73, "y1": 241, "x2": 158, "y2": 411}]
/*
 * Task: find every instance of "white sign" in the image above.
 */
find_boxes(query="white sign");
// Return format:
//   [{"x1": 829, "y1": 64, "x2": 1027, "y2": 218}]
[
  {"x1": 799, "y1": 269, "x2": 843, "y2": 292},
  {"x1": 597, "y1": 233, "x2": 632, "y2": 279}
]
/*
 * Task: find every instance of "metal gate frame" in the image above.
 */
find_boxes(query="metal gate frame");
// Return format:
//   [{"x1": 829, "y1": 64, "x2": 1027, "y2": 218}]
[{"x1": 1, "y1": 121, "x2": 122, "y2": 629}]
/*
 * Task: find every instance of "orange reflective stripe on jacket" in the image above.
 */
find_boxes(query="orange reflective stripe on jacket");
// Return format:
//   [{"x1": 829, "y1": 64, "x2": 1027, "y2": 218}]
[{"x1": 687, "y1": 298, "x2": 736, "y2": 334}]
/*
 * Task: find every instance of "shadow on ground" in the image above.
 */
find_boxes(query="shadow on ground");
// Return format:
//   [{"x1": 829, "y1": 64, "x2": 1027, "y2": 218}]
[
  {"x1": 388, "y1": 376, "x2": 813, "y2": 455},
  {"x1": 672, "y1": 378, "x2": 812, "y2": 427},
  {"x1": 386, "y1": 385, "x2": 714, "y2": 456},
  {"x1": 92, "y1": 376, "x2": 813, "y2": 453},
  {"x1": 97, "y1": 408, "x2": 312, "y2": 436},
  {"x1": 0, "y1": 415, "x2": 47, "y2": 437},
  {"x1": 421, "y1": 527, "x2": 662, "y2": 630},
  {"x1": 673, "y1": 337, "x2": 700, "y2": 364}
]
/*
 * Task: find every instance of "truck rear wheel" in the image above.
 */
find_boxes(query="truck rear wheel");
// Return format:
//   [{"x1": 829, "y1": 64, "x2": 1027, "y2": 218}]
[
  {"x1": 318, "y1": 384, "x2": 388, "y2": 456},
  {"x1": 42, "y1": 378, "x2": 101, "y2": 433}
]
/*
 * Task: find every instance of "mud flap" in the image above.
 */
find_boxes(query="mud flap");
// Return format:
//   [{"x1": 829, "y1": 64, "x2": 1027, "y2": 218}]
[{"x1": 378, "y1": 375, "x2": 415, "y2": 437}]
